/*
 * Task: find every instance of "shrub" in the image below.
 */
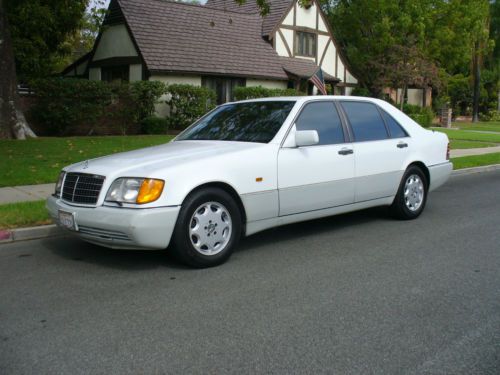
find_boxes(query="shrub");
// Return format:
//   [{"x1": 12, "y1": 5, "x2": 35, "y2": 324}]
[
  {"x1": 30, "y1": 78, "x2": 112, "y2": 135},
  {"x1": 130, "y1": 81, "x2": 166, "y2": 121},
  {"x1": 405, "y1": 106, "x2": 435, "y2": 128},
  {"x1": 165, "y1": 84, "x2": 217, "y2": 129},
  {"x1": 351, "y1": 87, "x2": 372, "y2": 97},
  {"x1": 233, "y1": 86, "x2": 303, "y2": 100},
  {"x1": 141, "y1": 116, "x2": 169, "y2": 134}
]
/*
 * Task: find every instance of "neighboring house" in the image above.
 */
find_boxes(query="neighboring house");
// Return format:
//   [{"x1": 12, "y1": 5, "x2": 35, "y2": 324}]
[
  {"x1": 383, "y1": 87, "x2": 432, "y2": 108},
  {"x1": 63, "y1": 0, "x2": 358, "y2": 104}
]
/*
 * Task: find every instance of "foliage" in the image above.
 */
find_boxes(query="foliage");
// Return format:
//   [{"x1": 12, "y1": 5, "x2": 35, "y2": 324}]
[
  {"x1": 0, "y1": 135, "x2": 174, "y2": 187},
  {"x1": 165, "y1": 84, "x2": 217, "y2": 129},
  {"x1": 351, "y1": 87, "x2": 371, "y2": 97},
  {"x1": 30, "y1": 79, "x2": 166, "y2": 135},
  {"x1": 402, "y1": 104, "x2": 435, "y2": 128},
  {"x1": 5, "y1": 0, "x2": 88, "y2": 81},
  {"x1": 141, "y1": 116, "x2": 170, "y2": 134},
  {"x1": 233, "y1": 86, "x2": 303, "y2": 100},
  {"x1": 30, "y1": 78, "x2": 112, "y2": 135},
  {"x1": 447, "y1": 74, "x2": 473, "y2": 116}
]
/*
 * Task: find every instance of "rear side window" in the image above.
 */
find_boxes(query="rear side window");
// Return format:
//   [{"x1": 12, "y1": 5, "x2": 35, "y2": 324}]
[
  {"x1": 341, "y1": 102, "x2": 389, "y2": 142},
  {"x1": 296, "y1": 101, "x2": 345, "y2": 145},
  {"x1": 381, "y1": 110, "x2": 408, "y2": 138}
]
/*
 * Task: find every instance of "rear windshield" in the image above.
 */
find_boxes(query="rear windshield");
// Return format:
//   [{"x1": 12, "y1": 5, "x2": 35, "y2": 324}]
[{"x1": 176, "y1": 101, "x2": 295, "y2": 143}]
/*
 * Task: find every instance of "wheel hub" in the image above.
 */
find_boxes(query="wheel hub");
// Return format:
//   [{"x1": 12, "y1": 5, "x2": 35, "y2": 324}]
[{"x1": 404, "y1": 174, "x2": 424, "y2": 212}]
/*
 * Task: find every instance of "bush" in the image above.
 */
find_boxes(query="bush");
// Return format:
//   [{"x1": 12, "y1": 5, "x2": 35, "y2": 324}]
[
  {"x1": 351, "y1": 87, "x2": 372, "y2": 97},
  {"x1": 141, "y1": 116, "x2": 169, "y2": 134},
  {"x1": 233, "y1": 86, "x2": 303, "y2": 100},
  {"x1": 30, "y1": 78, "x2": 112, "y2": 135},
  {"x1": 165, "y1": 84, "x2": 217, "y2": 130},
  {"x1": 30, "y1": 78, "x2": 167, "y2": 135},
  {"x1": 405, "y1": 106, "x2": 435, "y2": 128}
]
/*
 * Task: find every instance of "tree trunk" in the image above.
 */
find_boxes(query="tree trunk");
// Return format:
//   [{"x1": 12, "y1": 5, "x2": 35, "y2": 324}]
[
  {"x1": 0, "y1": 0, "x2": 36, "y2": 139},
  {"x1": 472, "y1": 42, "x2": 481, "y2": 123}
]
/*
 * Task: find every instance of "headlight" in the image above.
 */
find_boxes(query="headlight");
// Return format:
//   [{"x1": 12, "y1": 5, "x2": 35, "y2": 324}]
[
  {"x1": 105, "y1": 178, "x2": 164, "y2": 204},
  {"x1": 55, "y1": 171, "x2": 65, "y2": 197}
]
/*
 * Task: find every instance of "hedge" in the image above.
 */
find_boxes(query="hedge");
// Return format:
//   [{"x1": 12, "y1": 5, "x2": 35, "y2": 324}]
[
  {"x1": 403, "y1": 104, "x2": 435, "y2": 128},
  {"x1": 165, "y1": 84, "x2": 217, "y2": 130},
  {"x1": 30, "y1": 78, "x2": 166, "y2": 135},
  {"x1": 233, "y1": 86, "x2": 303, "y2": 101}
]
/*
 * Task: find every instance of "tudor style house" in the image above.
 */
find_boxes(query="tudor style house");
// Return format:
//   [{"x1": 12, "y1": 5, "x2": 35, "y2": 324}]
[{"x1": 63, "y1": 0, "x2": 359, "y2": 104}]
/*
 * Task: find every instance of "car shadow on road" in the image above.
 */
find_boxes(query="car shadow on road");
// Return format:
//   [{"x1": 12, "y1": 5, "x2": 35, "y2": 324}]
[
  {"x1": 237, "y1": 206, "x2": 391, "y2": 253},
  {"x1": 46, "y1": 206, "x2": 392, "y2": 270}
]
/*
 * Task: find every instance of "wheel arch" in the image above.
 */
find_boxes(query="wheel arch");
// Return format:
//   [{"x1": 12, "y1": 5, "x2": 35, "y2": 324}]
[
  {"x1": 406, "y1": 161, "x2": 430, "y2": 187},
  {"x1": 182, "y1": 182, "x2": 247, "y2": 225}
]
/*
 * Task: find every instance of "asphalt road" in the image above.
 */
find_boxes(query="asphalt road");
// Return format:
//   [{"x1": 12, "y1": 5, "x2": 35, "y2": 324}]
[{"x1": 1, "y1": 171, "x2": 499, "y2": 375}]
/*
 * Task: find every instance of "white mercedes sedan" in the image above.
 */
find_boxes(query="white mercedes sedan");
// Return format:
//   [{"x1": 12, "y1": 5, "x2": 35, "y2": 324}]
[{"x1": 47, "y1": 96, "x2": 452, "y2": 267}]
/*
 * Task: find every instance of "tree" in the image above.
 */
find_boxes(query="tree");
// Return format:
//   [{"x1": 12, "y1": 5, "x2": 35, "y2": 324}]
[
  {"x1": 1, "y1": 0, "x2": 89, "y2": 139},
  {"x1": 0, "y1": 0, "x2": 35, "y2": 139}
]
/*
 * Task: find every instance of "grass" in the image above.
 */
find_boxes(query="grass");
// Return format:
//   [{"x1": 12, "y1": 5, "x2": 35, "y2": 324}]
[
  {"x1": 0, "y1": 200, "x2": 51, "y2": 229},
  {"x1": 451, "y1": 152, "x2": 500, "y2": 169},
  {"x1": 451, "y1": 121, "x2": 500, "y2": 133},
  {"x1": 449, "y1": 140, "x2": 497, "y2": 149},
  {"x1": 433, "y1": 128, "x2": 500, "y2": 143},
  {"x1": 0, "y1": 135, "x2": 174, "y2": 187}
]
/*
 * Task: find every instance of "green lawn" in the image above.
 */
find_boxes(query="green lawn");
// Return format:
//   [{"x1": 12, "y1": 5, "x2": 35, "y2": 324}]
[
  {"x1": 0, "y1": 135, "x2": 174, "y2": 187},
  {"x1": 433, "y1": 128, "x2": 500, "y2": 143},
  {"x1": 449, "y1": 140, "x2": 498, "y2": 149},
  {"x1": 451, "y1": 121, "x2": 500, "y2": 133},
  {"x1": 0, "y1": 200, "x2": 50, "y2": 229},
  {"x1": 451, "y1": 152, "x2": 500, "y2": 169}
]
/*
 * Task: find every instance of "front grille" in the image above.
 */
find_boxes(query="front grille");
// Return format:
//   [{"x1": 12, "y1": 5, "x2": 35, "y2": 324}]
[{"x1": 62, "y1": 173, "x2": 105, "y2": 205}]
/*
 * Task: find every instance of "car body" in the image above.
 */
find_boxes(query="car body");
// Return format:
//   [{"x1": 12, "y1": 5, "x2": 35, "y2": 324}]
[{"x1": 47, "y1": 96, "x2": 452, "y2": 267}]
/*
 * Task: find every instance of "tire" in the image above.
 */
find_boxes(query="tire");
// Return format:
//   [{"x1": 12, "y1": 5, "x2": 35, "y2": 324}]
[
  {"x1": 171, "y1": 187, "x2": 242, "y2": 268},
  {"x1": 390, "y1": 165, "x2": 428, "y2": 220}
]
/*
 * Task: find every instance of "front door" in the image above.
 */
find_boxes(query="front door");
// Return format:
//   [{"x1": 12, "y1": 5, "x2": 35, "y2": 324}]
[{"x1": 278, "y1": 101, "x2": 355, "y2": 216}]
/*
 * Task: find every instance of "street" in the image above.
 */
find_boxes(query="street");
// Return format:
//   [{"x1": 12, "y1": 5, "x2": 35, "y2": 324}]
[{"x1": 1, "y1": 170, "x2": 499, "y2": 374}]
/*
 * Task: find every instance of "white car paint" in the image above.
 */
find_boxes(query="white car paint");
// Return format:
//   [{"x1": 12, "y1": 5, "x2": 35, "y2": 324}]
[{"x1": 47, "y1": 96, "x2": 452, "y2": 250}]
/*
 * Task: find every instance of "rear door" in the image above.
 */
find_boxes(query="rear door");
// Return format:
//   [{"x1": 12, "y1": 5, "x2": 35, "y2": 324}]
[
  {"x1": 278, "y1": 101, "x2": 355, "y2": 216},
  {"x1": 339, "y1": 101, "x2": 411, "y2": 202}
]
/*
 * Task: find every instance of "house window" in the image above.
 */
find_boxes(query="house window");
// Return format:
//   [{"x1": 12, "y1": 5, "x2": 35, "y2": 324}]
[
  {"x1": 101, "y1": 65, "x2": 129, "y2": 83},
  {"x1": 202, "y1": 77, "x2": 246, "y2": 104},
  {"x1": 295, "y1": 31, "x2": 316, "y2": 57}
]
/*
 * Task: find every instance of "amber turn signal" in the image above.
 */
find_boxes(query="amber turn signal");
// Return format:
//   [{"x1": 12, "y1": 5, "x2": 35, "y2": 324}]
[{"x1": 136, "y1": 179, "x2": 164, "y2": 204}]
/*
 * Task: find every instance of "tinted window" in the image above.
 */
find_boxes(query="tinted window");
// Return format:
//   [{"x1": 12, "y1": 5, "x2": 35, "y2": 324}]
[
  {"x1": 381, "y1": 110, "x2": 408, "y2": 138},
  {"x1": 177, "y1": 101, "x2": 295, "y2": 143},
  {"x1": 295, "y1": 102, "x2": 345, "y2": 145},
  {"x1": 341, "y1": 102, "x2": 389, "y2": 142}
]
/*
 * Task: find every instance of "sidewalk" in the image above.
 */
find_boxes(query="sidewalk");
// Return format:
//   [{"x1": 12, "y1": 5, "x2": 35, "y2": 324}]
[
  {"x1": 0, "y1": 183, "x2": 54, "y2": 205},
  {"x1": 450, "y1": 145, "x2": 500, "y2": 158},
  {"x1": 0, "y1": 144, "x2": 498, "y2": 206}
]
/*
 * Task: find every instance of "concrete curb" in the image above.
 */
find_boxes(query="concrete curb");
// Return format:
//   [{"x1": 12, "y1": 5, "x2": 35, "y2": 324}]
[
  {"x1": 0, "y1": 224, "x2": 64, "y2": 245},
  {"x1": 0, "y1": 164, "x2": 499, "y2": 245},
  {"x1": 451, "y1": 164, "x2": 500, "y2": 176}
]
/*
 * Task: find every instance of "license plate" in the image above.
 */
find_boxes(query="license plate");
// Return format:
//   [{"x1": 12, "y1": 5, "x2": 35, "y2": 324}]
[{"x1": 58, "y1": 210, "x2": 77, "y2": 231}]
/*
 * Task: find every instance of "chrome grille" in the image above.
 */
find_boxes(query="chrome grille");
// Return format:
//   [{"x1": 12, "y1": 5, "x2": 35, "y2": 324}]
[{"x1": 62, "y1": 173, "x2": 105, "y2": 205}]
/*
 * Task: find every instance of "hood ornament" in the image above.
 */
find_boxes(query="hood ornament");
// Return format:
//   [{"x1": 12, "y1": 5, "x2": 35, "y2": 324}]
[{"x1": 83, "y1": 160, "x2": 89, "y2": 169}]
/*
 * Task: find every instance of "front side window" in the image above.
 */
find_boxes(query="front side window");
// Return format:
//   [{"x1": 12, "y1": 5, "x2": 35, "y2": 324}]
[
  {"x1": 176, "y1": 101, "x2": 295, "y2": 143},
  {"x1": 295, "y1": 31, "x2": 316, "y2": 57},
  {"x1": 340, "y1": 102, "x2": 389, "y2": 142},
  {"x1": 295, "y1": 101, "x2": 345, "y2": 145}
]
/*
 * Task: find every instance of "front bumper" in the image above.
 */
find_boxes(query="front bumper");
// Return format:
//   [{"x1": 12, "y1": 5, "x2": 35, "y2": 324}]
[
  {"x1": 47, "y1": 196, "x2": 180, "y2": 250},
  {"x1": 428, "y1": 161, "x2": 453, "y2": 192}
]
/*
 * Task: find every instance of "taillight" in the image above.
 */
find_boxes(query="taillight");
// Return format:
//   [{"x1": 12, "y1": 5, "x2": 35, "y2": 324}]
[{"x1": 446, "y1": 142, "x2": 450, "y2": 160}]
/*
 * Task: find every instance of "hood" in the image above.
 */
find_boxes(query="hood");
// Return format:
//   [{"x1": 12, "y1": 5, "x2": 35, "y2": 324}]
[{"x1": 65, "y1": 140, "x2": 265, "y2": 177}]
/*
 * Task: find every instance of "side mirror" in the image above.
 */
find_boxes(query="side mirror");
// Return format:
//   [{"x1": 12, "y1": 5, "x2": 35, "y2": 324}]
[{"x1": 295, "y1": 130, "x2": 319, "y2": 147}]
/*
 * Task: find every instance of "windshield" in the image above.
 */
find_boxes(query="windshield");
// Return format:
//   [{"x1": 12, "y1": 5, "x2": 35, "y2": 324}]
[{"x1": 176, "y1": 101, "x2": 296, "y2": 143}]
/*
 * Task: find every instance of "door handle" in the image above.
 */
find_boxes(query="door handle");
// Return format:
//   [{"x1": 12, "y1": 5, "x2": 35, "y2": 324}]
[
  {"x1": 397, "y1": 142, "x2": 408, "y2": 148},
  {"x1": 338, "y1": 148, "x2": 354, "y2": 155}
]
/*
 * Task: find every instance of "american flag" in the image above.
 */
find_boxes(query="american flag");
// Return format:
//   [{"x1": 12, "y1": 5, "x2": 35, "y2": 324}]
[{"x1": 309, "y1": 68, "x2": 327, "y2": 95}]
